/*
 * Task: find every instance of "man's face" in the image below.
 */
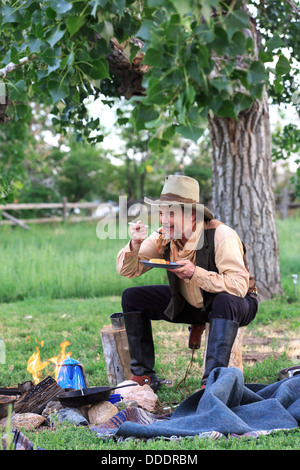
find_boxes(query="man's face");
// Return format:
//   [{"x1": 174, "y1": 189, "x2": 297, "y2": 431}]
[{"x1": 159, "y1": 205, "x2": 194, "y2": 240}]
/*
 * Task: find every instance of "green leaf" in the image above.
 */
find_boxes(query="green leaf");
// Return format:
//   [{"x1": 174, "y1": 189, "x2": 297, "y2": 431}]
[
  {"x1": 185, "y1": 85, "x2": 196, "y2": 105},
  {"x1": 265, "y1": 34, "x2": 284, "y2": 52},
  {"x1": 144, "y1": 47, "x2": 163, "y2": 66},
  {"x1": 46, "y1": 27, "x2": 65, "y2": 47},
  {"x1": 47, "y1": 59, "x2": 62, "y2": 75},
  {"x1": 162, "y1": 125, "x2": 176, "y2": 140},
  {"x1": 0, "y1": 174, "x2": 14, "y2": 204},
  {"x1": 274, "y1": 77, "x2": 284, "y2": 95},
  {"x1": 89, "y1": 59, "x2": 110, "y2": 79},
  {"x1": 176, "y1": 123, "x2": 204, "y2": 142},
  {"x1": 186, "y1": 60, "x2": 201, "y2": 84},
  {"x1": 211, "y1": 76, "x2": 232, "y2": 94},
  {"x1": 228, "y1": 31, "x2": 247, "y2": 57},
  {"x1": 234, "y1": 92, "x2": 253, "y2": 113},
  {"x1": 259, "y1": 49, "x2": 273, "y2": 64},
  {"x1": 169, "y1": 0, "x2": 192, "y2": 17},
  {"x1": 144, "y1": 77, "x2": 165, "y2": 105},
  {"x1": 8, "y1": 80, "x2": 28, "y2": 102},
  {"x1": 5, "y1": 46, "x2": 19, "y2": 65},
  {"x1": 247, "y1": 61, "x2": 267, "y2": 85},
  {"x1": 276, "y1": 54, "x2": 291, "y2": 76},
  {"x1": 0, "y1": 5, "x2": 22, "y2": 24},
  {"x1": 28, "y1": 35, "x2": 43, "y2": 53},
  {"x1": 66, "y1": 15, "x2": 85, "y2": 36},
  {"x1": 187, "y1": 45, "x2": 210, "y2": 77},
  {"x1": 40, "y1": 47, "x2": 59, "y2": 66},
  {"x1": 148, "y1": 136, "x2": 169, "y2": 152},
  {"x1": 45, "y1": 0, "x2": 73, "y2": 15},
  {"x1": 145, "y1": 118, "x2": 163, "y2": 129},
  {"x1": 199, "y1": 0, "x2": 219, "y2": 24},
  {"x1": 211, "y1": 27, "x2": 228, "y2": 53},
  {"x1": 66, "y1": 50, "x2": 75, "y2": 67},
  {"x1": 224, "y1": 9, "x2": 249, "y2": 39},
  {"x1": 132, "y1": 104, "x2": 159, "y2": 131},
  {"x1": 136, "y1": 19, "x2": 154, "y2": 42},
  {"x1": 15, "y1": 103, "x2": 32, "y2": 121},
  {"x1": 36, "y1": 69, "x2": 48, "y2": 81},
  {"x1": 33, "y1": 22, "x2": 46, "y2": 40},
  {"x1": 90, "y1": 0, "x2": 108, "y2": 17},
  {"x1": 94, "y1": 21, "x2": 114, "y2": 43},
  {"x1": 216, "y1": 100, "x2": 237, "y2": 119},
  {"x1": 147, "y1": 0, "x2": 166, "y2": 6},
  {"x1": 48, "y1": 80, "x2": 69, "y2": 103},
  {"x1": 249, "y1": 83, "x2": 264, "y2": 100}
]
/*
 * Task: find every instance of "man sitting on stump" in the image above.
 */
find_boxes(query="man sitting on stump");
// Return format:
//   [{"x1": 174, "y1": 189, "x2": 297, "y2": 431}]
[{"x1": 116, "y1": 175, "x2": 258, "y2": 391}]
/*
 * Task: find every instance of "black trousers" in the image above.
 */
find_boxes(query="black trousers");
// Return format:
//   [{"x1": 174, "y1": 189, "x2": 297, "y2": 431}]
[
  {"x1": 121, "y1": 285, "x2": 258, "y2": 377},
  {"x1": 122, "y1": 284, "x2": 258, "y2": 326}
]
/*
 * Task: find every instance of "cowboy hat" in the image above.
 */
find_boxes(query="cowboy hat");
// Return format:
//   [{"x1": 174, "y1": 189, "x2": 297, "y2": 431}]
[{"x1": 144, "y1": 174, "x2": 214, "y2": 220}]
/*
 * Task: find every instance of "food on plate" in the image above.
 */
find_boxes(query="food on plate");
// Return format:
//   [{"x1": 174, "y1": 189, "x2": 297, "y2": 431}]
[{"x1": 148, "y1": 258, "x2": 170, "y2": 264}]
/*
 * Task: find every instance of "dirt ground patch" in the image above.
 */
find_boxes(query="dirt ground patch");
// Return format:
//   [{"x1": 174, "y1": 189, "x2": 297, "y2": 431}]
[
  {"x1": 156, "y1": 322, "x2": 300, "y2": 372},
  {"x1": 243, "y1": 324, "x2": 300, "y2": 365},
  {"x1": 153, "y1": 321, "x2": 300, "y2": 393}
]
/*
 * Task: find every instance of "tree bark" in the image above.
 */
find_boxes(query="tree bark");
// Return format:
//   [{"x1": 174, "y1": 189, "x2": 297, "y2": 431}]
[{"x1": 209, "y1": 95, "x2": 282, "y2": 300}]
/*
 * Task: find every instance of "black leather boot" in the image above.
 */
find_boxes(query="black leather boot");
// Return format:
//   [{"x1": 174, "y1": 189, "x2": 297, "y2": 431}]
[
  {"x1": 201, "y1": 318, "x2": 239, "y2": 388},
  {"x1": 123, "y1": 311, "x2": 158, "y2": 389}
]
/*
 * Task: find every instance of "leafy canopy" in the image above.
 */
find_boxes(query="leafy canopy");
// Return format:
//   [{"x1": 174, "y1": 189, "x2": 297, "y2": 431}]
[{"x1": 0, "y1": 0, "x2": 298, "y2": 160}]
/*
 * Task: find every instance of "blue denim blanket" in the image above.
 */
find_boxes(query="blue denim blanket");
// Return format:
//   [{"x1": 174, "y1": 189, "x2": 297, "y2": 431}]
[{"x1": 93, "y1": 367, "x2": 300, "y2": 440}]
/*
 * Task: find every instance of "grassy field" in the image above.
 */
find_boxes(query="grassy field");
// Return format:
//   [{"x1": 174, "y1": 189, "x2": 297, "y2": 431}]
[
  {"x1": 0, "y1": 218, "x2": 299, "y2": 450},
  {"x1": 0, "y1": 223, "x2": 167, "y2": 302},
  {"x1": 0, "y1": 218, "x2": 299, "y2": 302}
]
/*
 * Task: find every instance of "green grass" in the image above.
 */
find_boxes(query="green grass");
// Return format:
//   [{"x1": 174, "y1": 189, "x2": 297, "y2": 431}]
[
  {"x1": 0, "y1": 218, "x2": 299, "y2": 450},
  {"x1": 0, "y1": 223, "x2": 167, "y2": 302},
  {"x1": 24, "y1": 425, "x2": 300, "y2": 451},
  {"x1": 0, "y1": 218, "x2": 299, "y2": 303},
  {"x1": 276, "y1": 217, "x2": 300, "y2": 299}
]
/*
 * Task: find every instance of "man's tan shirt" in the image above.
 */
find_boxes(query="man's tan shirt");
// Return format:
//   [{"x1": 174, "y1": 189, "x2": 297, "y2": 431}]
[{"x1": 116, "y1": 222, "x2": 249, "y2": 309}]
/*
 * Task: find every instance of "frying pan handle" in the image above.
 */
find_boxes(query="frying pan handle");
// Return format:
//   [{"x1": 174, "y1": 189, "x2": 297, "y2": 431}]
[{"x1": 113, "y1": 383, "x2": 138, "y2": 391}]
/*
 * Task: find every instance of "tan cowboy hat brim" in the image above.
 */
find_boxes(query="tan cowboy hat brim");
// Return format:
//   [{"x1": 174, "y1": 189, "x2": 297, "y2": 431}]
[{"x1": 144, "y1": 196, "x2": 214, "y2": 220}]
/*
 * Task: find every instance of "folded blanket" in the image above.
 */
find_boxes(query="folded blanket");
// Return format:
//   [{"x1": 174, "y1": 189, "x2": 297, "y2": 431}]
[
  {"x1": 91, "y1": 406, "x2": 165, "y2": 439},
  {"x1": 92, "y1": 367, "x2": 300, "y2": 440},
  {"x1": 1, "y1": 429, "x2": 44, "y2": 450}
]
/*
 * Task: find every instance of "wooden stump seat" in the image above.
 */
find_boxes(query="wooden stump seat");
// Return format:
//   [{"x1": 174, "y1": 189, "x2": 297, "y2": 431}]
[{"x1": 100, "y1": 324, "x2": 131, "y2": 386}]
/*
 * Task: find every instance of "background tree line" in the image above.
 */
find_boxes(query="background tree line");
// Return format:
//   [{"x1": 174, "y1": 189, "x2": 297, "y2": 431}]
[
  {"x1": 0, "y1": 100, "x2": 214, "y2": 213},
  {"x1": 0, "y1": 98, "x2": 297, "y2": 217}
]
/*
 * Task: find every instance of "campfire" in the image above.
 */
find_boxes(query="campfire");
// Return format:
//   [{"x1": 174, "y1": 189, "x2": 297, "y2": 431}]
[
  {"x1": 0, "y1": 334, "x2": 158, "y2": 434},
  {"x1": 27, "y1": 339, "x2": 72, "y2": 384},
  {"x1": 0, "y1": 339, "x2": 82, "y2": 422}
]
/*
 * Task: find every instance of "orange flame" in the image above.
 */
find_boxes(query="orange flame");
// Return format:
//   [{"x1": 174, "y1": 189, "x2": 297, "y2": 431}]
[
  {"x1": 48, "y1": 340, "x2": 72, "y2": 381},
  {"x1": 26, "y1": 340, "x2": 49, "y2": 385},
  {"x1": 27, "y1": 340, "x2": 72, "y2": 384}
]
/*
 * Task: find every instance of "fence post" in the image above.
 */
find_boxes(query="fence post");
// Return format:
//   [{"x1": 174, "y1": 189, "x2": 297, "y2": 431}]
[{"x1": 62, "y1": 197, "x2": 68, "y2": 221}]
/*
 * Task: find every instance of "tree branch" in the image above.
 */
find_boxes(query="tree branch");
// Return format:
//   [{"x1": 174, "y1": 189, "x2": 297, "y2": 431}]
[
  {"x1": 0, "y1": 54, "x2": 37, "y2": 78},
  {"x1": 283, "y1": 0, "x2": 300, "y2": 18},
  {"x1": 106, "y1": 38, "x2": 150, "y2": 99}
]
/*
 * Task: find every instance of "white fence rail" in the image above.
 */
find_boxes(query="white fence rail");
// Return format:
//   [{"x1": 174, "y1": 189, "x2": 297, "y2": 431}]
[{"x1": 0, "y1": 198, "x2": 100, "y2": 229}]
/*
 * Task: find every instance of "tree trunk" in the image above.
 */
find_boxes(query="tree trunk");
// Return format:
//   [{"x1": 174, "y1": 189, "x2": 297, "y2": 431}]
[{"x1": 208, "y1": 95, "x2": 282, "y2": 300}]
